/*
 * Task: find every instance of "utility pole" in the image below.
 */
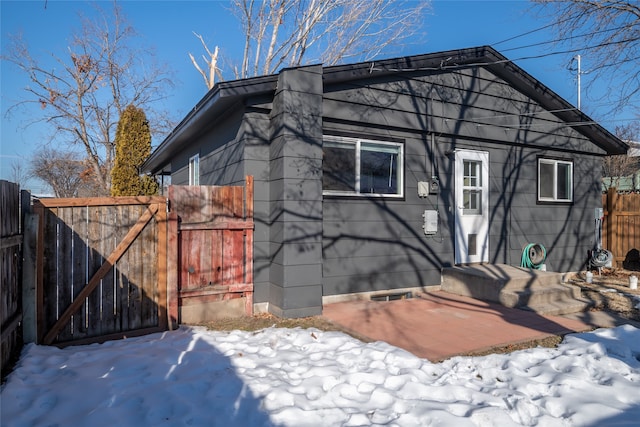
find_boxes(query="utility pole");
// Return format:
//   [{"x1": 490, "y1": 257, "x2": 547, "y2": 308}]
[
  {"x1": 569, "y1": 54, "x2": 585, "y2": 110},
  {"x1": 575, "y1": 54, "x2": 581, "y2": 110}
]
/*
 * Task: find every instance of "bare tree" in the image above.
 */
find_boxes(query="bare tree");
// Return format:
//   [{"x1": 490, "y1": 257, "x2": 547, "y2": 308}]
[
  {"x1": 9, "y1": 160, "x2": 30, "y2": 189},
  {"x1": 602, "y1": 122, "x2": 640, "y2": 190},
  {"x1": 29, "y1": 148, "x2": 87, "y2": 198},
  {"x1": 3, "y1": 3, "x2": 174, "y2": 195},
  {"x1": 533, "y1": 0, "x2": 640, "y2": 113},
  {"x1": 188, "y1": 33, "x2": 223, "y2": 90},
  {"x1": 191, "y1": 0, "x2": 431, "y2": 86}
]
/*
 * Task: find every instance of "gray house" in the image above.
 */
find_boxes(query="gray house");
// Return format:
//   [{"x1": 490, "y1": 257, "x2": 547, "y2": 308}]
[{"x1": 144, "y1": 46, "x2": 627, "y2": 318}]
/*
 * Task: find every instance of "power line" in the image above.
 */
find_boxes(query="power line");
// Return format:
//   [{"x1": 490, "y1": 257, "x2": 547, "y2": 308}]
[
  {"x1": 371, "y1": 36, "x2": 640, "y2": 74},
  {"x1": 492, "y1": 16, "x2": 574, "y2": 46},
  {"x1": 499, "y1": 24, "x2": 633, "y2": 54}
]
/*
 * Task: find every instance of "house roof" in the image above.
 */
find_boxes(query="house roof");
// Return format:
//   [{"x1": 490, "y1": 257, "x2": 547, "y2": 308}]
[{"x1": 143, "y1": 46, "x2": 628, "y2": 174}]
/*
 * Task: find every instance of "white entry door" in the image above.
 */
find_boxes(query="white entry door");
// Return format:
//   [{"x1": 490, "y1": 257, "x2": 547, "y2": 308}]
[{"x1": 455, "y1": 150, "x2": 489, "y2": 264}]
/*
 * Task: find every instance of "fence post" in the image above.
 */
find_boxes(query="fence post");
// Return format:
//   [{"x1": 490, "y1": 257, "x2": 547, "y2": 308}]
[
  {"x1": 156, "y1": 202, "x2": 168, "y2": 331},
  {"x1": 606, "y1": 188, "x2": 618, "y2": 266},
  {"x1": 33, "y1": 201, "x2": 45, "y2": 343},
  {"x1": 244, "y1": 176, "x2": 254, "y2": 316},
  {"x1": 21, "y1": 213, "x2": 39, "y2": 343},
  {"x1": 167, "y1": 212, "x2": 179, "y2": 329}
]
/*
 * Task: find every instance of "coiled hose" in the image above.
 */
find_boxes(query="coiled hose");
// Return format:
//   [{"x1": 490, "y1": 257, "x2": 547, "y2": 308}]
[
  {"x1": 590, "y1": 249, "x2": 613, "y2": 268},
  {"x1": 521, "y1": 243, "x2": 546, "y2": 270}
]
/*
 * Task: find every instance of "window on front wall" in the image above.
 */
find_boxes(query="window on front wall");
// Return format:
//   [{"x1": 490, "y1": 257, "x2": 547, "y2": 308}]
[
  {"x1": 322, "y1": 135, "x2": 403, "y2": 197},
  {"x1": 538, "y1": 158, "x2": 573, "y2": 203},
  {"x1": 189, "y1": 154, "x2": 200, "y2": 185}
]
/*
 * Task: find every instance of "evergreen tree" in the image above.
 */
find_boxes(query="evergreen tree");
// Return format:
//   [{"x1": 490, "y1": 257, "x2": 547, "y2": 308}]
[{"x1": 111, "y1": 104, "x2": 159, "y2": 196}]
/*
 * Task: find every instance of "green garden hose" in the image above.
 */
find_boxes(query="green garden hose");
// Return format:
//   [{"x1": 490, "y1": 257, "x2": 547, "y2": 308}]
[{"x1": 521, "y1": 243, "x2": 547, "y2": 270}]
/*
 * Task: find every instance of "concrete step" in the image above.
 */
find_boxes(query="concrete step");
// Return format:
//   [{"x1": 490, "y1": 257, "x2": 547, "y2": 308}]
[
  {"x1": 441, "y1": 263, "x2": 591, "y2": 316},
  {"x1": 498, "y1": 283, "x2": 583, "y2": 308},
  {"x1": 518, "y1": 297, "x2": 593, "y2": 316}
]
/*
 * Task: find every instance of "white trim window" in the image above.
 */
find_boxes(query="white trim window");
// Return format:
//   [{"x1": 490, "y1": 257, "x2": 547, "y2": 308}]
[
  {"x1": 323, "y1": 135, "x2": 403, "y2": 197},
  {"x1": 189, "y1": 154, "x2": 200, "y2": 185},
  {"x1": 538, "y1": 158, "x2": 573, "y2": 202}
]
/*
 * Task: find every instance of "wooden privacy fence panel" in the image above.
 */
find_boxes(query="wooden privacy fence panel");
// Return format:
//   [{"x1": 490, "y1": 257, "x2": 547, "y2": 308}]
[
  {"x1": 168, "y1": 177, "x2": 254, "y2": 323},
  {"x1": 34, "y1": 197, "x2": 168, "y2": 346},
  {"x1": 1, "y1": 180, "x2": 22, "y2": 372},
  {"x1": 603, "y1": 189, "x2": 640, "y2": 269}
]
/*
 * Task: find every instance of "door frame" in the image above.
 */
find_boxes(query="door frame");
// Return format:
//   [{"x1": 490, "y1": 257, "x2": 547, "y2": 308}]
[{"x1": 454, "y1": 149, "x2": 489, "y2": 264}]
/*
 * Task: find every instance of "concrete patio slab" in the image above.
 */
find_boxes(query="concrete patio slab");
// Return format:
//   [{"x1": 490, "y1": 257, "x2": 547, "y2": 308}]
[{"x1": 322, "y1": 291, "x2": 596, "y2": 362}]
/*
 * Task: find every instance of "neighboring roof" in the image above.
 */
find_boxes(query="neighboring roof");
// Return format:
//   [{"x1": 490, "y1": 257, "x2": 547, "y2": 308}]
[
  {"x1": 143, "y1": 46, "x2": 628, "y2": 174},
  {"x1": 602, "y1": 171, "x2": 640, "y2": 192},
  {"x1": 628, "y1": 142, "x2": 640, "y2": 157}
]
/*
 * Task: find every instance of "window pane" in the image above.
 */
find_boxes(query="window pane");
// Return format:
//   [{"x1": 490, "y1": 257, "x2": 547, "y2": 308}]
[
  {"x1": 463, "y1": 160, "x2": 480, "y2": 187},
  {"x1": 539, "y1": 162, "x2": 554, "y2": 199},
  {"x1": 189, "y1": 154, "x2": 199, "y2": 186},
  {"x1": 323, "y1": 144, "x2": 356, "y2": 191},
  {"x1": 557, "y1": 163, "x2": 571, "y2": 200},
  {"x1": 322, "y1": 137, "x2": 402, "y2": 197},
  {"x1": 463, "y1": 189, "x2": 482, "y2": 214},
  {"x1": 360, "y1": 144, "x2": 399, "y2": 194}
]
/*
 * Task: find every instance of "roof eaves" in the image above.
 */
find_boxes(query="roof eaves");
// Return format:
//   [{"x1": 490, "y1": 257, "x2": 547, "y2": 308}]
[
  {"x1": 321, "y1": 46, "x2": 491, "y2": 84},
  {"x1": 481, "y1": 47, "x2": 628, "y2": 155},
  {"x1": 143, "y1": 74, "x2": 278, "y2": 174},
  {"x1": 322, "y1": 46, "x2": 627, "y2": 155}
]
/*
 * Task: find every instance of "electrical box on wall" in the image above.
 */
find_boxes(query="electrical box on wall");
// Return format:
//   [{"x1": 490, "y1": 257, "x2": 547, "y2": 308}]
[
  {"x1": 430, "y1": 176, "x2": 440, "y2": 194},
  {"x1": 422, "y1": 210, "x2": 438, "y2": 235},
  {"x1": 418, "y1": 177, "x2": 440, "y2": 197},
  {"x1": 417, "y1": 181, "x2": 429, "y2": 197},
  {"x1": 595, "y1": 208, "x2": 603, "y2": 220}
]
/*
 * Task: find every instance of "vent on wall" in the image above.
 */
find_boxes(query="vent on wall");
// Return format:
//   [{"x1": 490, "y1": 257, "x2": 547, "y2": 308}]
[{"x1": 370, "y1": 292, "x2": 412, "y2": 302}]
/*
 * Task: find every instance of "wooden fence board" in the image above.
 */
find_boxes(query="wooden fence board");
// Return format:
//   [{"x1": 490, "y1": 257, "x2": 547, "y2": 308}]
[
  {"x1": 603, "y1": 189, "x2": 640, "y2": 269},
  {"x1": 126, "y1": 207, "x2": 139, "y2": 331},
  {"x1": 71, "y1": 206, "x2": 88, "y2": 341},
  {"x1": 1, "y1": 180, "x2": 22, "y2": 374},
  {"x1": 140, "y1": 204, "x2": 159, "y2": 330},
  {"x1": 87, "y1": 205, "x2": 104, "y2": 336},
  {"x1": 115, "y1": 204, "x2": 128, "y2": 332},
  {"x1": 55, "y1": 208, "x2": 72, "y2": 341},
  {"x1": 156, "y1": 206, "x2": 168, "y2": 331},
  {"x1": 167, "y1": 212, "x2": 179, "y2": 330},
  {"x1": 101, "y1": 205, "x2": 117, "y2": 335}
]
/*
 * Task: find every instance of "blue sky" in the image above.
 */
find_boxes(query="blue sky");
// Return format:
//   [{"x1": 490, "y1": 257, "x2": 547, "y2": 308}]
[{"x1": 1, "y1": 0, "x2": 635, "y2": 194}]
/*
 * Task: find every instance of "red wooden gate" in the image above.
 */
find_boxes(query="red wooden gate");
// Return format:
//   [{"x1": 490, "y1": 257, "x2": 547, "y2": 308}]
[{"x1": 167, "y1": 177, "x2": 254, "y2": 325}]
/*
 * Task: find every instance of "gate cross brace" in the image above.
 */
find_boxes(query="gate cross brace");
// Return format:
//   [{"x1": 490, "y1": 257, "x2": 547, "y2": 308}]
[{"x1": 43, "y1": 204, "x2": 159, "y2": 345}]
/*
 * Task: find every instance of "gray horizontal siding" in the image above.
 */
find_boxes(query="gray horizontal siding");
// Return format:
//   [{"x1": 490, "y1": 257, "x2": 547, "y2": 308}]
[
  {"x1": 323, "y1": 269, "x2": 442, "y2": 295},
  {"x1": 321, "y1": 127, "x2": 452, "y2": 295},
  {"x1": 323, "y1": 235, "x2": 453, "y2": 259},
  {"x1": 486, "y1": 147, "x2": 601, "y2": 270},
  {"x1": 324, "y1": 67, "x2": 602, "y2": 154},
  {"x1": 321, "y1": 106, "x2": 601, "y2": 296}
]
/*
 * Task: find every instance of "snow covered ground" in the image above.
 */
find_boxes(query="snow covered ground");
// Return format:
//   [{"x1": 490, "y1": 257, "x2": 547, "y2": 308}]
[{"x1": 2, "y1": 325, "x2": 640, "y2": 426}]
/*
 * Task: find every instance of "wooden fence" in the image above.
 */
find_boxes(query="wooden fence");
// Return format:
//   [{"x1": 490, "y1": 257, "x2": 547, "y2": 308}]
[
  {"x1": 33, "y1": 197, "x2": 168, "y2": 346},
  {"x1": 168, "y1": 177, "x2": 254, "y2": 324},
  {"x1": 6, "y1": 178, "x2": 254, "y2": 349},
  {"x1": 1, "y1": 181, "x2": 23, "y2": 373},
  {"x1": 602, "y1": 188, "x2": 640, "y2": 269}
]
